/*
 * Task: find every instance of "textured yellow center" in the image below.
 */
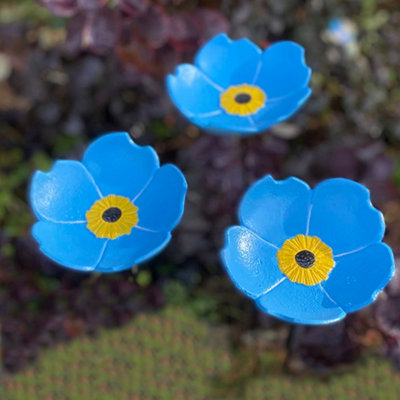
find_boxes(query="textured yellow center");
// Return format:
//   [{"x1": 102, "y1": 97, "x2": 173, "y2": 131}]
[
  {"x1": 86, "y1": 195, "x2": 139, "y2": 240},
  {"x1": 220, "y1": 84, "x2": 267, "y2": 116},
  {"x1": 277, "y1": 234, "x2": 335, "y2": 286}
]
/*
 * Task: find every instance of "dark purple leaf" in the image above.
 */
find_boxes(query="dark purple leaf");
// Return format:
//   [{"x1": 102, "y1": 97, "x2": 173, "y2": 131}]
[
  {"x1": 154, "y1": 44, "x2": 180, "y2": 75},
  {"x1": 77, "y1": 0, "x2": 108, "y2": 11},
  {"x1": 116, "y1": 32, "x2": 156, "y2": 74},
  {"x1": 244, "y1": 136, "x2": 289, "y2": 181},
  {"x1": 135, "y1": 5, "x2": 170, "y2": 49},
  {"x1": 64, "y1": 12, "x2": 85, "y2": 56},
  {"x1": 36, "y1": 0, "x2": 78, "y2": 17},
  {"x1": 66, "y1": 8, "x2": 119, "y2": 56},
  {"x1": 117, "y1": 0, "x2": 148, "y2": 16},
  {"x1": 189, "y1": 8, "x2": 229, "y2": 42},
  {"x1": 168, "y1": 13, "x2": 199, "y2": 49}
]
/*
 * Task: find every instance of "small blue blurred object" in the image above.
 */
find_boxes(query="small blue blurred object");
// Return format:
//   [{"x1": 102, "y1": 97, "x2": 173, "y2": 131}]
[{"x1": 326, "y1": 17, "x2": 357, "y2": 46}]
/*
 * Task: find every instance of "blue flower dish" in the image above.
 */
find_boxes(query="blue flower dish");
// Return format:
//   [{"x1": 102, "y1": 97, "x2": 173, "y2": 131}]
[
  {"x1": 30, "y1": 132, "x2": 187, "y2": 273},
  {"x1": 167, "y1": 33, "x2": 311, "y2": 135},
  {"x1": 221, "y1": 175, "x2": 394, "y2": 325}
]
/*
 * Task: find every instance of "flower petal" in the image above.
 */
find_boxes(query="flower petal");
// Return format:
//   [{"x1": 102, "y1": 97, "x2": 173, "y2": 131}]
[
  {"x1": 323, "y1": 242, "x2": 394, "y2": 313},
  {"x1": 194, "y1": 33, "x2": 261, "y2": 88},
  {"x1": 250, "y1": 87, "x2": 311, "y2": 129},
  {"x1": 135, "y1": 164, "x2": 187, "y2": 232},
  {"x1": 308, "y1": 178, "x2": 385, "y2": 255},
  {"x1": 167, "y1": 64, "x2": 221, "y2": 120},
  {"x1": 255, "y1": 41, "x2": 311, "y2": 98},
  {"x1": 32, "y1": 221, "x2": 105, "y2": 271},
  {"x1": 192, "y1": 112, "x2": 262, "y2": 134},
  {"x1": 256, "y1": 280, "x2": 346, "y2": 324},
  {"x1": 30, "y1": 160, "x2": 100, "y2": 222},
  {"x1": 221, "y1": 226, "x2": 283, "y2": 299},
  {"x1": 82, "y1": 132, "x2": 160, "y2": 199},
  {"x1": 197, "y1": 86, "x2": 311, "y2": 134},
  {"x1": 95, "y1": 229, "x2": 171, "y2": 272},
  {"x1": 239, "y1": 176, "x2": 312, "y2": 247}
]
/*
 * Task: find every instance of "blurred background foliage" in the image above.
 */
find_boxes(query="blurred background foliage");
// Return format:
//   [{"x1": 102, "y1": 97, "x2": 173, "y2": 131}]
[{"x1": 2, "y1": 0, "x2": 400, "y2": 398}]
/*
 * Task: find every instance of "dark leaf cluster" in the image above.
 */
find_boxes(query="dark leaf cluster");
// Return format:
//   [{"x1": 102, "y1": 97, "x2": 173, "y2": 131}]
[{"x1": 37, "y1": 0, "x2": 229, "y2": 77}]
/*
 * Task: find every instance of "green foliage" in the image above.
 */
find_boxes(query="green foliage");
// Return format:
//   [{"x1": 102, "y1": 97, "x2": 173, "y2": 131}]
[
  {"x1": 188, "y1": 295, "x2": 220, "y2": 323},
  {"x1": 229, "y1": 353, "x2": 400, "y2": 400},
  {"x1": 52, "y1": 135, "x2": 83, "y2": 156},
  {"x1": 0, "y1": 0, "x2": 62, "y2": 26},
  {"x1": 163, "y1": 280, "x2": 220, "y2": 322},
  {"x1": 393, "y1": 159, "x2": 400, "y2": 190},
  {"x1": 3, "y1": 307, "x2": 231, "y2": 400},
  {"x1": 163, "y1": 280, "x2": 189, "y2": 305},
  {"x1": 0, "y1": 149, "x2": 52, "y2": 237},
  {"x1": 148, "y1": 120, "x2": 175, "y2": 141},
  {"x1": 4, "y1": 306, "x2": 400, "y2": 400},
  {"x1": 136, "y1": 269, "x2": 152, "y2": 287}
]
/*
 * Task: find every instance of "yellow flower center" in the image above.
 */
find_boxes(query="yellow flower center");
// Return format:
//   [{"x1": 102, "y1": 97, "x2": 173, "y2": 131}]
[
  {"x1": 220, "y1": 84, "x2": 267, "y2": 116},
  {"x1": 86, "y1": 195, "x2": 139, "y2": 240},
  {"x1": 277, "y1": 234, "x2": 335, "y2": 286}
]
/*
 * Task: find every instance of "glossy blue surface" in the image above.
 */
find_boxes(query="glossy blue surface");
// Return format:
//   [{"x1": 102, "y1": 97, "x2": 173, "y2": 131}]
[
  {"x1": 239, "y1": 175, "x2": 311, "y2": 247},
  {"x1": 256, "y1": 280, "x2": 346, "y2": 325},
  {"x1": 135, "y1": 164, "x2": 187, "y2": 232},
  {"x1": 167, "y1": 33, "x2": 311, "y2": 135},
  {"x1": 95, "y1": 230, "x2": 171, "y2": 273},
  {"x1": 222, "y1": 175, "x2": 394, "y2": 325},
  {"x1": 308, "y1": 178, "x2": 385, "y2": 255},
  {"x1": 31, "y1": 161, "x2": 99, "y2": 222},
  {"x1": 30, "y1": 132, "x2": 187, "y2": 273},
  {"x1": 323, "y1": 242, "x2": 394, "y2": 313},
  {"x1": 32, "y1": 221, "x2": 106, "y2": 272},
  {"x1": 222, "y1": 226, "x2": 284, "y2": 299},
  {"x1": 82, "y1": 131, "x2": 160, "y2": 199}
]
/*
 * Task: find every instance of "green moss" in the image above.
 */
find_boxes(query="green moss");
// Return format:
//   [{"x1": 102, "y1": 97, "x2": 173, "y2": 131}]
[
  {"x1": 4, "y1": 307, "x2": 231, "y2": 400},
  {"x1": 239, "y1": 355, "x2": 400, "y2": 400},
  {"x1": 4, "y1": 307, "x2": 400, "y2": 400},
  {"x1": 0, "y1": 0, "x2": 65, "y2": 26}
]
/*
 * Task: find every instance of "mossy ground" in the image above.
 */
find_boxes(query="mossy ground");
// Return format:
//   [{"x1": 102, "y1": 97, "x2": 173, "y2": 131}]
[{"x1": 3, "y1": 306, "x2": 400, "y2": 400}]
